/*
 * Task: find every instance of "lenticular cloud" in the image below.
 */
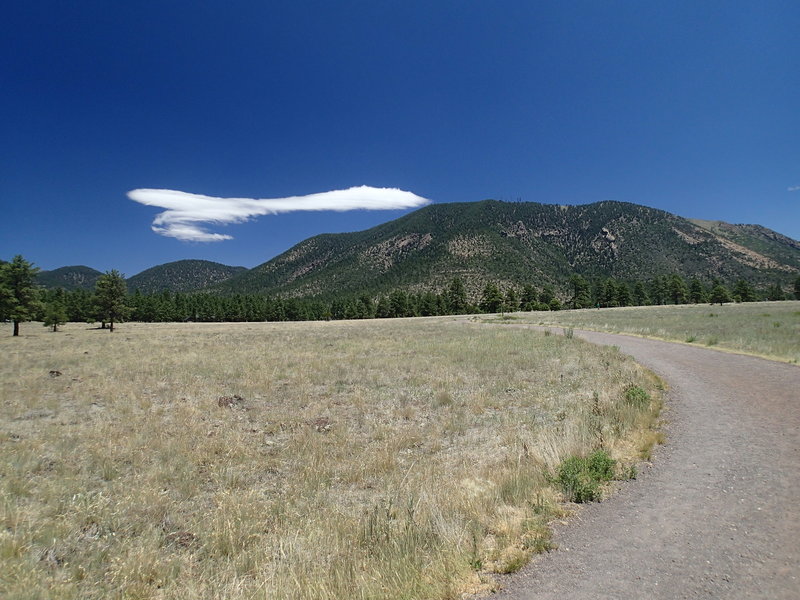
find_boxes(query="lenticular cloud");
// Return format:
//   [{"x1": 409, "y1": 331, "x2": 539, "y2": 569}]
[{"x1": 128, "y1": 186, "x2": 431, "y2": 242}]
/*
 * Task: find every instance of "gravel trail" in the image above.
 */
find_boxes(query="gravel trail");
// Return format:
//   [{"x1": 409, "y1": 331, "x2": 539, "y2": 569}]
[{"x1": 494, "y1": 330, "x2": 800, "y2": 600}]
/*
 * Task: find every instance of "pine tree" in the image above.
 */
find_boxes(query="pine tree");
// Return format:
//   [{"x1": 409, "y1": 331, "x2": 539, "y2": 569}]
[
  {"x1": 732, "y1": 279, "x2": 756, "y2": 303},
  {"x1": 669, "y1": 274, "x2": 689, "y2": 304},
  {"x1": 357, "y1": 293, "x2": 375, "y2": 319},
  {"x1": 0, "y1": 255, "x2": 42, "y2": 336},
  {"x1": 765, "y1": 282, "x2": 785, "y2": 301},
  {"x1": 42, "y1": 300, "x2": 68, "y2": 332},
  {"x1": 94, "y1": 270, "x2": 131, "y2": 332},
  {"x1": 479, "y1": 283, "x2": 503, "y2": 313},
  {"x1": 389, "y1": 290, "x2": 411, "y2": 317},
  {"x1": 520, "y1": 284, "x2": 538, "y2": 311},
  {"x1": 689, "y1": 279, "x2": 707, "y2": 304},
  {"x1": 418, "y1": 292, "x2": 439, "y2": 316},
  {"x1": 504, "y1": 287, "x2": 519, "y2": 312},
  {"x1": 446, "y1": 277, "x2": 468, "y2": 314},
  {"x1": 632, "y1": 281, "x2": 649, "y2": 306},
  {"x1": 649, "y1": 276, "x2": 668, "y2": 305},
  {"x1": 570, "y1": 275, "x2": 591, "y2": 309},
  {"x1": 539, "y1": 285, "x2": 556, "y2": 306},
  {"x1": 617, "y1": 282, "x2": 632, "y2": 307},
  {"x1": 709, "y1": 281, "x2": 732, "y2": 305},
  {"x1": 376, "y1": 296, "x2": 391, "y2": 318},
  {"x1": 602, "y1": 279, "x2": 619, "y2": 307}
]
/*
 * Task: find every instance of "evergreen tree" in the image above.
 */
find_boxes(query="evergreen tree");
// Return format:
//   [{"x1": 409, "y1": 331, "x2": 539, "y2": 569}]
[
  {"x1": 42, "y1": 300, "x2": 68, "y2": 332},
  {"x1": 504, "y1": 287, "x2": 519, "y2": 312},
  {"x1": 795, "y1": 275, "x2": 800, "y2": 300},
  {"x1": 689, "y1": 279, "x2": 707, "y2": 304},
  {"x1": 520, "y1": 284, "x2": 538, "y2": 311},
  {"x1": 765, "y1": 282, "x2": 785, "y2": 301},
  {"x1": 649, "y1": 276, "x2": 668, "y2": 305},
  {"x1": 590, "y1": 279, "x2": 604, "y2": 307},
  {"x1": 94, "y1": 270, "x2": 131, "y2": 332},
  {"x1": 616, "y1": 282, "x2": 632, "y2": 307},
  {"x1": 284, "y1": 298, "x2": 307, "y2": 321},
  {"x1": 632, "y1": 281, "x2": 649, "y2": 306},
  {"x1": 357, "y1": 293, "x2": 375, "y2": 319},
  {"x1": 732, "y1": 279, "x2": 756, "y2": 303},
  {"x1": 709, "y1": 281, "x2": 732, "y2": 305},
  {"x1": 479, "y1": 282, "x2": 503, "y2": 313},
  {"x1": 389, "y1": 290, "x2": 411, "y2": 317},
  {"x1": 570, "y1": 275, "x2": 592, "y2": 309},
  {"x1": 539, "y1": 284, "x2": 555, "y2": 306},
  {"x1": 376, "y1": 296, "x2": 391, "y2": 318},
  {"x1": 601, "y1": 279, "x2": 619, "y2": 307},
  {"x1": 418, "y1": 292, "x2": 439, "y2": 316},
  {"x1": 669, "y1": 274, "x2": 689, "y2": 304},
  {"x1": 446, "y1": 277, "x2": 468, "y2": 314},
  {"x1": 0, "y1": 255, "x2": 42, "y2": 336}
]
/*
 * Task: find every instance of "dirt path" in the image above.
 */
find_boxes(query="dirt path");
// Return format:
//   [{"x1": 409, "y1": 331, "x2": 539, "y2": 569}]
[{"x1": 493, "y1": 329, "x2": 800, "y2": 599}]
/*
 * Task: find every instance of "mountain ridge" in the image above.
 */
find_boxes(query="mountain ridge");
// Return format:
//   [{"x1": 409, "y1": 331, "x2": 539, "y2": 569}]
[
  {"x1": 211, "y1": 199, "x2": 800, "y2": 299},
  {"x1": 126, "y1": 260, "x2": 247, "y2": 293},
  {"x1": 31, "y1": 200, "x2": 800, "y2": 298}
]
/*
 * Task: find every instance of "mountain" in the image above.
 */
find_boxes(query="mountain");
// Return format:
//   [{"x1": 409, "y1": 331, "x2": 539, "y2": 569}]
[
  {"x1": 127, "y1": 260, "x2": 247, "y2": 293},
  {"x1": 36, "y1": 265, "x2": 103, "y2": 290},
  {"x1": 212, "y1": 200, "x2": 800, "y2": 299}
]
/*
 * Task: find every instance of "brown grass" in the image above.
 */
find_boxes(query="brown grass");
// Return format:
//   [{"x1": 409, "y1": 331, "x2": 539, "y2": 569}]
[{"x1": 1, "y1": 319, "x2": 661, "y2": 599}]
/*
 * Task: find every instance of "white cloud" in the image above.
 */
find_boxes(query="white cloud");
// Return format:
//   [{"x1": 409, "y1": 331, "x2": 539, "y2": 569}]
[
  {"x1": 788, "y1": 185, "x2": 800, "y2": 192},
  {"x1": 128, "y1": 186, "x2": 431, "y2": 242}
]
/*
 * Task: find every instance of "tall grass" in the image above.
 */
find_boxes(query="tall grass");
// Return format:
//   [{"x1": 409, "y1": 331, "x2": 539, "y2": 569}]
[
  {"x1": 0, "y1": 320, "x2": 660, "y2": 599},
  {"x1": 516, "y1": 301, "x2": 800, "y2": 363}
]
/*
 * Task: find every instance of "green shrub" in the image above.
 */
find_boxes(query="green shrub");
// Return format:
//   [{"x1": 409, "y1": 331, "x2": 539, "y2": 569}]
[
  {"x1": 557, "y1": 450, "x2": 616, "y2": 503},
  {"x1": 624, "y1": 385, "x2": 650, "y2": 408},
  {"x1": 587, "y1": 449, "x2": 615, "y2": 481}
]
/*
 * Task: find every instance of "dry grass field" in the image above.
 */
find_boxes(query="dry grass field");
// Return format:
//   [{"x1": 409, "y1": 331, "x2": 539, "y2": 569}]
[
  {"x1": 1, "y1": 318, "x2": 661, "y2": 599},
  {"x1": 504, "y1": 301, "x2": 800, "y2": 364}
]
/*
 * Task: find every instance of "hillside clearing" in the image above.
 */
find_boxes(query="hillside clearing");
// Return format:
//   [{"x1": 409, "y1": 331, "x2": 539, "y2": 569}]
[{"x1": 1, "y1": 320, "x2": 660, "y2": 599}]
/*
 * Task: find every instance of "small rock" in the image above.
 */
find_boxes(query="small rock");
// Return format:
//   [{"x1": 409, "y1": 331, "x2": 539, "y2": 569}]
[
  {"x1": 308, "y1": 417, "x2": 332, "y2": 433},
  {"x1": 218, "y1": 394, "x2": 245, "y2": 408},
  {"x1": 49, "y1": 370, "x2": 62, "y2": 377}
]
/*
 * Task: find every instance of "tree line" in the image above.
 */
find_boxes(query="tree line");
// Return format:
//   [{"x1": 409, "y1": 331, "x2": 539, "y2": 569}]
[
  {"x1": 2, "y1": 255, "x2": 799, "y2": 335},
  {"x1": 566, "y1": 273, "x2": 791, "y2": 309}
]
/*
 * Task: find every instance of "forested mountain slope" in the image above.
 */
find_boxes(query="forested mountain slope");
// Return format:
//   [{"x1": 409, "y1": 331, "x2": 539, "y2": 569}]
[
  {"x1": 212, "y1": 200, "x2": 800, "y2": 299},
  {"x1": 36, "y1": 266, "x2": 103, "y2": 290},
  {"x1": 126, "y1": 260, "x2": 247, "y2": 293}
]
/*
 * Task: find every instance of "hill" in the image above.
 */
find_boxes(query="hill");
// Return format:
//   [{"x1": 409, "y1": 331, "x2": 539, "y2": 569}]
[
  {"x1": 212, "y1": 200, "x2": 800, "y2": 299},
  {"x1": 127, "y1": 260, "x2": 247, "y2": 293},
  {"x1": 36, "y1": 265, "x2": 103, "y2": 290}
]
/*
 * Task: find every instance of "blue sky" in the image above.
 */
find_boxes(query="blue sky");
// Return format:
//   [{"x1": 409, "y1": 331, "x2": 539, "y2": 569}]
[{"x1": 2, "y1": 1, "x2": 798, "y2": 276}]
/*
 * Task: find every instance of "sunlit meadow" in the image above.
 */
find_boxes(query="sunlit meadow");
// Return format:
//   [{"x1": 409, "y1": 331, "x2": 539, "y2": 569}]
[{"x1": 1, "y1": 318, "x2": 661, "y2": 599}]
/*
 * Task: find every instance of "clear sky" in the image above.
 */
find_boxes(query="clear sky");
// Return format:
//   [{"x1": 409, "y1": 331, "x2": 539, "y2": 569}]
[{"x1": 2, "y1": 1, "x2": 798, "y2": 276}]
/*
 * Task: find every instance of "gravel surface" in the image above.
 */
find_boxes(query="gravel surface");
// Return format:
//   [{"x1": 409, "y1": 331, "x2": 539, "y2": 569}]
[{"x1": 492, "y1": 330, "x2": 800, "y2": 600}]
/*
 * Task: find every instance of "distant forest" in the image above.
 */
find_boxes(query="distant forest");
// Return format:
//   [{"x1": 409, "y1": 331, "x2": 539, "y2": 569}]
[{"x1": 38, "y1": 273, "x2": 800, "y2": 325}]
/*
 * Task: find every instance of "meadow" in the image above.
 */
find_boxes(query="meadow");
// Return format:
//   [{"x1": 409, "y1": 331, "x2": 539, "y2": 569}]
[
  {"x1": 504, "y1": 300, "x2": 800, "y2": 364},
  {"x1": 1, "y1": 319, "x2": 661, "y2": 599}
]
